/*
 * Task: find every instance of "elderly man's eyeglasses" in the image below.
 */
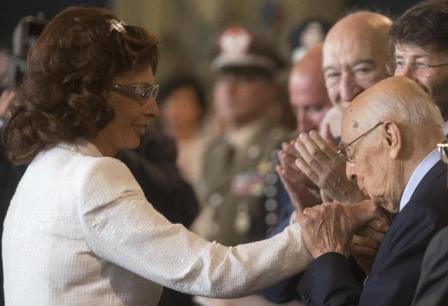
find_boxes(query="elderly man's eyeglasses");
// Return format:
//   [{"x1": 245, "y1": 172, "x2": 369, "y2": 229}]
[
  {"x1": 386, "y1": 60, "x2": 448, "y2": 75},
  {"x1": 111, "y1": 83, "x2": 159, "y2": 105},
  {"x1": 337, "y1": 122, "x2": 384, "y2": 163},
  {"x1": 437, "y1": 139, "x2": 448, "y2": 164}
]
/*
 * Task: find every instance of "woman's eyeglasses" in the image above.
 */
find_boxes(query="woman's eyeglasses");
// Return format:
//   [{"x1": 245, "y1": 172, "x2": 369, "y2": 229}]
[{"x1": 111, "y1": 83, "x2": 159, "y2": 105}]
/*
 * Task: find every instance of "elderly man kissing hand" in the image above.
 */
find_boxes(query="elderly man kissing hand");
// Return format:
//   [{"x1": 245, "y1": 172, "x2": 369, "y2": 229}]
[{"x1": 297, "y1": 76, "x2": 448, "y2": 306}]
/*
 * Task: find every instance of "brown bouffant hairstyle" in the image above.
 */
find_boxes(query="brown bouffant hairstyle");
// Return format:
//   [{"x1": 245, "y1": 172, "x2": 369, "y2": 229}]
[
  {"x1": 390, "y1": 0, "x2": 448, "y2": 52},
  {"x1": 4, "y1": 7, "x2": 159, "y2": 164}
]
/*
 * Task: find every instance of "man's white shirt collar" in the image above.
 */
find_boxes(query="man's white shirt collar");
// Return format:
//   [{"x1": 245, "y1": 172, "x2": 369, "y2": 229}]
[
  {"x1": 443, "y1": 121, "x2": 448, "y2": 136},
  {"x1": 399, "y1": 148, "x2": 441, "y2": 211}
]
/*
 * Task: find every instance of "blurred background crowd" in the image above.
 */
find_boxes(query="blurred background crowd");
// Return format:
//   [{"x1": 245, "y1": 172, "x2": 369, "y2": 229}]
[{"x1": 0, "y1": 0, "x2": 420, "y2": 88}]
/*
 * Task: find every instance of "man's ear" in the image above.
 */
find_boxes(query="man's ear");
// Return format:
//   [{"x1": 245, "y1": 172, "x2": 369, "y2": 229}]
[{"x1": 382, "y1": 121, "x2": 402, "y2": 159}]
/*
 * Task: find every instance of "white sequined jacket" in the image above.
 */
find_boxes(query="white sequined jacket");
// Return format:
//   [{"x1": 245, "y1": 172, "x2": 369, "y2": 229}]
[{"x1": 3, "y1": 140, "x2": 311, "y2": 306}]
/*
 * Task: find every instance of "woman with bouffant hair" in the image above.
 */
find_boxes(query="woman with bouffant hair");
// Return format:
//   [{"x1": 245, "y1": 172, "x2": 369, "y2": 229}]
[
  {"x1": 2, "y1": 7, "x2": 311, "y2": 306},
  {"x1": 4, "y1": 7, "x2": 158, "y2": 163}
]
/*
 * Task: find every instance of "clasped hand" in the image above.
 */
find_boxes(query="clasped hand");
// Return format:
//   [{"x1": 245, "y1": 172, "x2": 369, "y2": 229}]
[
  {"x1": 297, "y1": 199, "x2": 388, "y2": 261},
  {"x1": 276, "y1": 140, "x2": 321, "y2": 211},
  {"x1": 292, "y1": 130, "x2": 365, "y2": 203}
]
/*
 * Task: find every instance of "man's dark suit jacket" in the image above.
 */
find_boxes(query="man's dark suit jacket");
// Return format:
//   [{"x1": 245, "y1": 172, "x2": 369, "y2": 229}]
[
  {"x1": 298, "y1": 160, "x2": 448, "y2": 306},
  {"x1": 412, "y1": 224, "x2": 448, "y2": 306}
]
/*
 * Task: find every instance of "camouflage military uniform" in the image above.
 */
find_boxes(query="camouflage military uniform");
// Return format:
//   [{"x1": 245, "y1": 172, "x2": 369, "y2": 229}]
[{"x1": 195, "y1": 121, "x2": 289, "y2": 246}]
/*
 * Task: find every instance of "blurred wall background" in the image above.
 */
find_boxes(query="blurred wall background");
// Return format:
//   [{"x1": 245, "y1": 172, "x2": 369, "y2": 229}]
[
  {"x1": 113, "y1": 0, "x2": 348, "y2": 83},
  {"x1": 0, "y1": 0, "x2": 421, "y2": 89}
]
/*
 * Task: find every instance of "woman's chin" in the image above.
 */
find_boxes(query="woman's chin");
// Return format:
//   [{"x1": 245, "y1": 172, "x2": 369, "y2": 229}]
[{"x1": 124, "y1": 136, "x2": 142, "y2": 151}]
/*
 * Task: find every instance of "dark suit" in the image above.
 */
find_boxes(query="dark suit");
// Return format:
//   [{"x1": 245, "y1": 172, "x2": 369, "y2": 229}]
[
  {"x1": 298, "y1": 160, "x2": 448, "y2": 306},
  {"x1": 412, "y1": 225, "x2": 448, "y2": 306}
]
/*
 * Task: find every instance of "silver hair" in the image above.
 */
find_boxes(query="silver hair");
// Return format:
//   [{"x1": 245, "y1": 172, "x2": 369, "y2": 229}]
[{"x1": 364, "y1": 77, "x2": 444, "y2": 128}]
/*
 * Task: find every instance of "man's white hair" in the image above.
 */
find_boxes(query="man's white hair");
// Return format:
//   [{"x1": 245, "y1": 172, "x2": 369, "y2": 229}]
[{"x1": 358, "y1": 77, "x2": 444, "y2": 128}]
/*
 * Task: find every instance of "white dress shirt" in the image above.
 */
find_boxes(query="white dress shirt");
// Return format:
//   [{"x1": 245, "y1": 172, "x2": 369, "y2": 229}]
[
  {"x1": 399, "y1": 148, "x2": 441, "y2": 212},
  {"x1": 3, "y1": 140, "x2": 311, "y2": 306}
]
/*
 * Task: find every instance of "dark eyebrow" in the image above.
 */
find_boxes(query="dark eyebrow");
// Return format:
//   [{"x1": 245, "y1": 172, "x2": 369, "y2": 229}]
[{"x1": 395, "y1": 54, "x2": 429, "y2": 60}]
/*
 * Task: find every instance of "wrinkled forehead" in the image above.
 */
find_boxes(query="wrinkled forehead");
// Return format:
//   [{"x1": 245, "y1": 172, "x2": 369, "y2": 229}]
[
  {"x1": 341, "y1": 105, "x2": 364, "y2": 144},
  {"x1": 323, "y1": 32, "x2": 385, "y2": 68}
]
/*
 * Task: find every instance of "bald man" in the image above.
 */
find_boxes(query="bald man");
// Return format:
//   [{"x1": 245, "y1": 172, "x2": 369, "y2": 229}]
[
  {"x1": 289, "y1": 44, "x2": 331, "y2": 133},
  {"x1": 282, "y1": 12, "x2": 392, "y2": 209},
  {"x1": 274, "y1": 45, "x2": 332, "y2": 215},
  {"x1": 319, "y1": 11, "x2": 391, "y2": 138},
  {"x1": 323, "y1": 11, "x2": 390, "y2": 109},
  {"x1": 297, "y1": 77, "x2": 448, "y2": 306}
]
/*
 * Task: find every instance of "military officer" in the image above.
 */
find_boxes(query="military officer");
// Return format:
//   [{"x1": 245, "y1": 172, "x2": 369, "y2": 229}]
[{"x1": 193, "y1": 26, "x2": 289, "y2": 246}]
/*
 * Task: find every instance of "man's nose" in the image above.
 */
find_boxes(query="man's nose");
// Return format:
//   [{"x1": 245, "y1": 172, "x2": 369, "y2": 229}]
[
  {"x1": 339, "y1": 72, "x2": 362, "y2": 103},
  {"x1": 394, "y1": 63, "x2": 418, "y2": 81}
]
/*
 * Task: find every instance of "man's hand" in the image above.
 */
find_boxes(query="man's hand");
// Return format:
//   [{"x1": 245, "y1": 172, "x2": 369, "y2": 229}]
[
  {"x1": 277, "y1": 140, "x2": 321, "y2": 211},
  {"x1": 297, "y1": 199, "x2": 381, "y2": 259},
  {"x1": 351, "y1": 216, "x2": 390, "y2": 274},
  {"x1": 293, "y1": 130, "x2": 366, "y2": 203}
]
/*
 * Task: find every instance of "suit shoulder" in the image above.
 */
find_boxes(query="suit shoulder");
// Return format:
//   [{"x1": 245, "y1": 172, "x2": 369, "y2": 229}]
[
  {"x1": 385, "y1": 173, "x2": 448, "y2": 252},
  {"x1": 69, "y1": 155, "x2": 142, "y2": 208},
  {"x1": 81, "y1": 156, "x2": 136, "y2": 184}
]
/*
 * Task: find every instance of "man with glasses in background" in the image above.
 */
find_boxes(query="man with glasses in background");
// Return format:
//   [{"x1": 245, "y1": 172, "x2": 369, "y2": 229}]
[
  {"x1": 389, "y1": 0, "x2": 448, "y2": 136},
  {"x1": 389, "y1": 4, "x2": 448, "y2": 302},
  {"x1": 296, "y1": 76, "x2": 448, "y2": 306}
]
